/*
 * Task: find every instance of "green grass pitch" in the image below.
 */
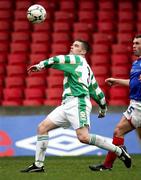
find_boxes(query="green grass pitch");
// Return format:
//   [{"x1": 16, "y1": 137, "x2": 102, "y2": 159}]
[{"x1": 0, "y1": 155, "x2": 141, "y2": 180}]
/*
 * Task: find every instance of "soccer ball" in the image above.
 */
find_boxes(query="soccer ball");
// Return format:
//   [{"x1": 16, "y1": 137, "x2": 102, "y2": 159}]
[{"x1": 27, "y1": 4, "x2": 47, "y2": 24}]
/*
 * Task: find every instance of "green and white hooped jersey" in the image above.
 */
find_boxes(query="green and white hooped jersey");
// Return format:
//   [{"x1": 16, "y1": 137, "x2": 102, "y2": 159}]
[{"x1": 38, "y1": 55, "x2": 106, "y2": 108}]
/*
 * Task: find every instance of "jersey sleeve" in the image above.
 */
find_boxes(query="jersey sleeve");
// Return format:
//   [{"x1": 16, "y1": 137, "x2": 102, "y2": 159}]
[
  {"x1": 37, "y1": 55, "x2": 81, "y2": 72},
  {"x1": 89, "y1": 75, "x2": 107, "y2": 109}
]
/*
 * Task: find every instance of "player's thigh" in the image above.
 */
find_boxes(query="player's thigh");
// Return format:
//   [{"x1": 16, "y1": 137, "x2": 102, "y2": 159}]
[
  {"x1": 47, "y1": 105, "x2": 70, "y2": 128},
  {"x1": 114, "y1": 116, "x2": 134, "y2": 136}
]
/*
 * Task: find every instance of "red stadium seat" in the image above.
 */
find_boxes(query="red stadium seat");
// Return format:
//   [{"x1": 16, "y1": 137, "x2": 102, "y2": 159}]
[
  {"x1": 98, "y1": 22, "x2": 115, "y2": 33},
  {"x1": 30, "y1": 53, "x2": 47, "y2": 64},
  {"x1": 53, "y1": 22, "x2": 71, "y2": 32},
  {"x1": 46, "y1": 76, "x2": 63, "y2": 88},
  {"x1": 0, "y1": 78, "x2": 4, "y2": 88},
  {"x1": 78, "y1": 11, "x2": 96, "y2": 23},
  {"x1": 26, "y1": 77, "x2": 46, "y2": 88},
  {"x1": 111, "y1": 66, "x2": 130, "y2": 78},
  {"x1": 0, "y1": 10, "x2": 12, "y2": 20},
  {"x1": 112, "y1": 44, "x2": 125, "y2": 54},
  {"x1": 2, "y1": 100, "x2": 23, "y2": 106},
  {"x1": 118, "y1": 1, "x2": 133, "y2": 11},
  {"x1": 112, "y1": 44, "x2": 129, "y2": 54},
  {"x1": 111, "y1": 54, "x2": 129, "y2": 65},
  {"x1": 31, "y1": 43, "x2": 50, "y2": 54},
  {"x1": 73, "y1": 22, "x2": 95, "y2": 33},
  {"x1": 0, "y1": 0, "x2": 13, "y2": 9},
  {"x1": 0, "y1": 54, "x2": 7, "y2": 65},
  {"x1": 0, "y1": 32, "x2": 10, "y2": 42},
  {"x1": 99, "y1": 0, "x2": 114, "y2": 11},
  {"x1": 24, "y1": 88, "x2": 45, "y2": 103},
  {"x1": 0, "y1": 20, "x2": 11, "y2": 31},
  {"x1": 16, "y1": 1, "x2": 33, "y2": 10},
  {"x1": 44, "y1": 99, "x2": 61, "y2": 106},
  {"x1": 60, "y1": 1, "x2": 75, "y2": 11},
  {"x1": 91, "y1": 65, "x2": 109, "y2": 77},
  {"x1": 95, "y1": 76, "x2": 107, "y2": 87},
  {"x1": 11, "y1": 32, "x2": 30, "y2": 42},
  {"x1": 52, "y1": 32, "x2": 71, "y2": 43},
  {"x1": 118, "y1": 23, "x2": 134, "y2": 33},
  {"x1": 5, "y1": 77, "x2": 25, "y2": 88},
  {"x1": 109, "y1": 87, "x2": 129, "y2": 99},
  {"x1": 45, "y1": 87, "x2": 63, "y2": 99},
  {"x1": 33, "y1": 21, "x2": 52, "y2": 32},
  {"x1": 8, "y1": 53, "x2": 28, "y2": 65},
  {"x1": 117, "y1": 33, "x2": 133, "y2": 44},
  {"x1": 72, "y1": 32, "x2": 90, "y2": 41},
  {"x1": 10, "y1": 42, "x2": 30, "y2": 53},
  {"x1": 23, "y1": 99, "x2": 43, "y2": 106},
  {"x1": 0, "y1": 65, "x2": 6, "y2": 78},
  {"x1": 51, "y1": 43, "x2": 70, "y2": 54},
  {"x1": 79, "y1": 1, "x2": 96, "y2": 11},
  {"x1": 92, "y1": 44, "x2": 110, "y2": 54},
  {"x1": 32, "y1": 32, "x2": 51, "y2": 43},
  {"x1": 93, "y1": 33, "x2": 115, "y2": 44},
  {"x1": 6, "y1": 65, "x2": 27, "y2": 77},
  {"x1": 14, "y1": 10, "x2": 27, "y2": 20},
  {"x1": 0, "y1": 43, "x2": 9, "y2": 53},
  {"x1": 108, "y1": 99, "x2": 128, "y2": 106},
  {"x1": 98, "y1": 11, "x2": 116, "y2": 22},
  {"x1": 54, "y1": 11, "x2": 75, "y2": 22},
  {"x1": 90, "y1": 54, "x2": 110, "y2": 66},
  {"x1": 136, "y1": 23, "x2": 141, "y2": 34},
  {"x1": 118, "y1": 11, "x2": 134, "y2": 22},
  {"x1": 3, "y1": 88, "x2": 24, "y2": 101},
  {"x1": 13, "y1": 21, "x2": 31, "y2": 32}
]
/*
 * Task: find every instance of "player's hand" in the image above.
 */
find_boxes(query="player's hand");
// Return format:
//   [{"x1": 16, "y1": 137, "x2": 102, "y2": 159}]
[
  {"x1": 98, "y1": 106, "x2": 107, "y2": 118},
  {"x1": 105, "y1": 78, "x2": 116, "y2": 86},
  {"x1": 27, "y1": 65, "x2": 40, "y2": 74}
]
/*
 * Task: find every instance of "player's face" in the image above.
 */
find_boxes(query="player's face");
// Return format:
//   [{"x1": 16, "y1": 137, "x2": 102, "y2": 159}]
[
  {"x1": 69, "y1": 41, "x2": 86, "y2": 56},
  {"x1": 133, "y1": 38, "x2": 141, "y2": 57}
]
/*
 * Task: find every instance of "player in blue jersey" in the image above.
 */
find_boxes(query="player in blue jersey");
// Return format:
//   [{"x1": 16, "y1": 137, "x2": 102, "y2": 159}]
[
  {"x1": 20, "y1": 40, "x2": 131, "y2": 173},
  {"x1": 89, "y1": 34, "x2": 141, "y2": 171}
]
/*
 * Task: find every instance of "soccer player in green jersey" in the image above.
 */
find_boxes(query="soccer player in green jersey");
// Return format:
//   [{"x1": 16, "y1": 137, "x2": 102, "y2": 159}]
[{"x1": 21, "y1": 40, "x2": 131, "y2": 173}]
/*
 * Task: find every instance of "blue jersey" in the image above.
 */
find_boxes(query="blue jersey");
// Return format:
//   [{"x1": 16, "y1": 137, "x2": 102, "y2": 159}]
[{"x1": 130, "y1": 58, "x2": 141, "y2": 101}]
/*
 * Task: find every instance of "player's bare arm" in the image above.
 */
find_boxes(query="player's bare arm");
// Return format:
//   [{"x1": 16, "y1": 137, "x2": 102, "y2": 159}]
[{"x1": 105, "y1": 78, "x2": 129, "y2": 86}]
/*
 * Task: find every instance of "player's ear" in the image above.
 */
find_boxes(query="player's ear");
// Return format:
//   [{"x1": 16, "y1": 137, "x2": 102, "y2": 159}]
[{"x1": 82, "y1": 49, "x2": 87, "y2": 55}]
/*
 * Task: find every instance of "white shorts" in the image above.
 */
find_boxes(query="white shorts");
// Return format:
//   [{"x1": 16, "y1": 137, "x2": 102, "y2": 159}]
[
  {"x1": 48, "y1": 96, "x2": 92, "y2": 129},
  {"x1": 123, "y1": 100, "x2": 141, "y2": 128}
]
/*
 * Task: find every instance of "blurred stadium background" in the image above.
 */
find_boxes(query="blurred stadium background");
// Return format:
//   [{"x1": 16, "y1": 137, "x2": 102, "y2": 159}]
[{"x1": 0, "y1": 0, "x2": 141, "y2": 157}]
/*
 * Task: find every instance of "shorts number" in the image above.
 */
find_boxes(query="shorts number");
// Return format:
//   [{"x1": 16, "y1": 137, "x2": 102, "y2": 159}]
[{"x1": 127, "y1": 106, "x2": 134, "y2": 115}]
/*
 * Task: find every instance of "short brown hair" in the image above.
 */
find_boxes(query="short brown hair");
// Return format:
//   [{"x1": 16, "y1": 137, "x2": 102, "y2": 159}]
[
  {"x1": 135, "y1": 34, "x2": 141, "y2": 39},
  {"x1": 76, "y1": 39, "x2": 91, "y2": 53}
]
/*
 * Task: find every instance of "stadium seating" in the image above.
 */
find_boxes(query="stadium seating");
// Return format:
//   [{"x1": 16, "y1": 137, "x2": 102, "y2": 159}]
[
  {"x1": 1, "y1": 0, "x2": 140, "y2": 106},
  {"x1": 79, "y1": 1, "x2": 96, "y2": 11},
  {"x1": 3, "y1": 87, "x2": 24, "y2": 105},
  {"x1": 0, "y1": 0, "x2": 13, "y2": 9},
  {"x1": 8, "y1": 54, "x2": 28, "y2": 65},
  {"x1": 26, "y1": 77, "x2": 46, "y2": 89},
  {"x1": 24, "y1": 88, "x2": 45, "y2": 104},
  {"x1": 6, "y1": 65, "x2": 27, "y2": 77},
  {"x1": 52, "y1": 32, "x2": 71, "y2": 43},
  {"x1": 5, "y1": 77, "x2": 25, "y2": 88}
]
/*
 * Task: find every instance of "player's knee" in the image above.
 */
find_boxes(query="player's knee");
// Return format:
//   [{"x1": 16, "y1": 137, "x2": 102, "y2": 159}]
[
  {"x1": 113, "y1": 126, "x2": 122, "y2": 137},
  {"x1": 37, "y1": 122, "x2": 48, "y2": 135}
]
